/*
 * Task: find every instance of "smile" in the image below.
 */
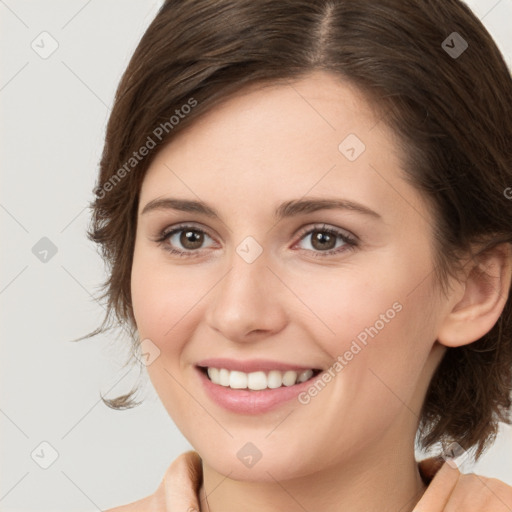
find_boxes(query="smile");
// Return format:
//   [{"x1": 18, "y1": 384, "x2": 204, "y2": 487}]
[{"x1": 200, "y1": 366, "x2": 322, "y2": 390}]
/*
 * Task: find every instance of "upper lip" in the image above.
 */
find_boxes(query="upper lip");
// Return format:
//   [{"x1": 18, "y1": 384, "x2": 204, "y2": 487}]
[{"x1": 196, "y1": 358, "x2": 322, "y2": 373}]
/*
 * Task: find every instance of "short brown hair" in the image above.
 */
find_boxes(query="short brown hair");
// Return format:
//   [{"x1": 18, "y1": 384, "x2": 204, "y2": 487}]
[{"x1": 79, "y1": 0, "x2": 512, "y2": 459}]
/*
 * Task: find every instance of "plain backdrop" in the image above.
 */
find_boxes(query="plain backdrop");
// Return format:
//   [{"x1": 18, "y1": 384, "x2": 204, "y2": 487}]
[{"x1": 1, "y1": 1, "x2": 511, "y2": 511}]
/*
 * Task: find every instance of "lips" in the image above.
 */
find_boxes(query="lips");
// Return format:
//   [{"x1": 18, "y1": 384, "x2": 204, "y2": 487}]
[
  {"x1": 193, "y1": 357, "x2": 326, "y2": 414},
  {"x1": 195, "y1": 365, "x2": 324, "y2": 414}
]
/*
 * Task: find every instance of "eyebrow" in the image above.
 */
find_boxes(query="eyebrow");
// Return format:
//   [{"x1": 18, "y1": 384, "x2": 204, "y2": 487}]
[{"x1": 141, "y1": 196, "x2": 382, "y2": 221}]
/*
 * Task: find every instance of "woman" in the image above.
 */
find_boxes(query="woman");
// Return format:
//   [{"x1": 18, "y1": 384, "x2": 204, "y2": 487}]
[{"x1": 81, "y1": 0, "x2": 512, "y2": 510}]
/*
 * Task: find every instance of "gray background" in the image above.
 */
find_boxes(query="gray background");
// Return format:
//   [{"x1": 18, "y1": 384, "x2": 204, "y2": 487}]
[{"x1": 1, "y1": 1, "x2": 511, "y2": 511}]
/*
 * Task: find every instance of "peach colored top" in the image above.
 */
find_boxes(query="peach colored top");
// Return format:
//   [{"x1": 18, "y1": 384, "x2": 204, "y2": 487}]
[{"x1": 105, "y1": 450, "x2": 443, "y2": 511}]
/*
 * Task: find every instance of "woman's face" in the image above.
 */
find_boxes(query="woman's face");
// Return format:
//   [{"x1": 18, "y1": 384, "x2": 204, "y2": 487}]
[{"x1": 131, "y1": 71, "x2": 451, "y2": 481}]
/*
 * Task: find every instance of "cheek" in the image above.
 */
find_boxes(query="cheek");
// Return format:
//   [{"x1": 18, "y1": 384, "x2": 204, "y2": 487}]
[
  {"x1": 130, "y1": 250, "x2": 220, "y2": 410},
  {"x1": 285, "y1": 263, "x2": 406, "y2": 353},
  {"x1": 131, "y1": 246, "x2": 209, "y2": 343},
  {"x1": 130, "y1": 251, "x2": 210, "y2": 428},
  {"x1": 291, "y1": 280, "x2": 435, "y2": 468},
  {"x1": 290, "y1": 256, "x2": 437, "y2": 402}
]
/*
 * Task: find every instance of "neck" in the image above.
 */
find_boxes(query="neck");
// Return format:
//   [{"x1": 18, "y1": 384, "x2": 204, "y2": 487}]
[{"x1": 198, "y1": 437, "x2": 427, "y2": 512}]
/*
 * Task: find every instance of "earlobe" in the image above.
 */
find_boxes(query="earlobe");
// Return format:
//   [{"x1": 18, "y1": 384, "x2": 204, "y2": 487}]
[{"x1": 437, "y1": 243, "x2": 512, "y2": 348}]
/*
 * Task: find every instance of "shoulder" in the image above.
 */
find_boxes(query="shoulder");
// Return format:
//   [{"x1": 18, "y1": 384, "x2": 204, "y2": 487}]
[
  {"x1": 103, "y1": 492, "x2": 164, "y2": 512},
  {"x1": 103, "y1": 451, "x2": 202, "y2": 512},
  {"x1": 416, "y1": 457, "x2": 512, "y2": 511},
  {"x1": 103, "y1": 493, "x2": 158, "y2": 512}
]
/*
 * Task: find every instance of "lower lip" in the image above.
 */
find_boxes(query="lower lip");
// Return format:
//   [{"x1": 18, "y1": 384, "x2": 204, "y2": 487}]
[{"x1": 196, "y1": 367, "x2": 320, "y2": 415}]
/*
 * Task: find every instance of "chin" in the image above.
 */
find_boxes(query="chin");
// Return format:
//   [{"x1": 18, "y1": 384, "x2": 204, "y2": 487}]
[{"x1": 196, "y1": 441, "x2": 320, "y2": 482}]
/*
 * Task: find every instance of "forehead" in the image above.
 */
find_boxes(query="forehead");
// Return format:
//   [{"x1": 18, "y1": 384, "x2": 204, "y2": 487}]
[
  {"x1": 139, "y1": 71, "x2": 429, "y2": 228},
  {"x1": 160, "y1": 71, "x2": 381, "y2": 161}
]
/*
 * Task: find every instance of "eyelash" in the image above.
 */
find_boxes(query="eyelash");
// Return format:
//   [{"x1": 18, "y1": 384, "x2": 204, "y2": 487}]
[{"x1": 153, "y1": 223, "x2": 358, "y2": 259}]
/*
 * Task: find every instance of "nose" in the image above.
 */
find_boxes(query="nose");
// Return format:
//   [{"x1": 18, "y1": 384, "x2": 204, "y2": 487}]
[{"x1": 204, "y1": 247, "x2": 288, "y2": 343}]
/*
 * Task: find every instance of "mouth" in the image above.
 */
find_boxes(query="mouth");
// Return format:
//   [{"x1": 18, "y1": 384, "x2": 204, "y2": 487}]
[{"x1": 197, "y1": 365, "x2": 323, "y2": 391}]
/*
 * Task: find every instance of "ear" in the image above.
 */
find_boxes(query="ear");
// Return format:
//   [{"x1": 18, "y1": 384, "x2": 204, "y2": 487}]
[{"x1": 437, "y1": 243, "x2": 512, "y2": 348}]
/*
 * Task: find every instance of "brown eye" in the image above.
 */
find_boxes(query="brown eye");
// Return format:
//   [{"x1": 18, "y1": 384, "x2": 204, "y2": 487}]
[
  {"x1": 310, "y1": 230, "x2": 337, "y2": 251},
  {"x1": 294, "y1": 224, "x2": 357, "y2": 258},
  {"x1": 179, "y1": 229, "x2": 205, "y2": 250},
  {"x1": 156, "y1": 225, "x2": 216, "y2": 256}
]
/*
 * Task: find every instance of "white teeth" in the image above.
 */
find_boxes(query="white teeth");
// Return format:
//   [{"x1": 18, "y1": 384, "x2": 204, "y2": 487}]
[
  {"x1": 282, "y1": 370, "x2": 298, "y2": 386},
  {"x1": 297, "y1": 369, "x2": 314, "y2": 383},
  {"x1": 229, "y1": 370, "x2": 247, "y2": 389},
  {"x1": 207, "y1": 367, "x2": 219, "y2": 382},
  {"x1": 267, "y1": 370, "x2": 283, "y2": 389},
  {"x1": 247, "y1": 371, "x2": 267, "y2": 390},
  {"x1": 219, "y1": 368, "x2": 230, "y2": 386},
  {"x1": 205, "y1": 367, "x2": 316, "y2": 390}
]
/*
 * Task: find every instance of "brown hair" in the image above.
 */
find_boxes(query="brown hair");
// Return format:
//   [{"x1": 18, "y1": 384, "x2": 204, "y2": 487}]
[{"x1": 78, "y1": 0, "x2": 512, "y2": 459}]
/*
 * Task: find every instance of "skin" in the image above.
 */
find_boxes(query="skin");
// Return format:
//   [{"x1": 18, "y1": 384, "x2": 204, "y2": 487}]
[
  {"x1": 105, "y1": 453, "x2": 512, "y2": 511},
  {"x1": 127, "y1": 70, "x2": 512, "y2": 512},
  {"x1": 413, "y1": 459, "x2": 512, "y2": 511}
]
